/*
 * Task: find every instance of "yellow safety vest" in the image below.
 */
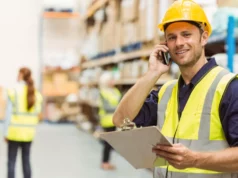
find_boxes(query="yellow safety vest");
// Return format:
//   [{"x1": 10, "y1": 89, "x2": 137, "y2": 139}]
[
  {"x1": 99, "y1": 87, "x2": 121, "y2": 128},
  {"x1": 154, "y1": 66, "x2": 238, "y2": 178},
  {"x1": 7, "y1": 85, "x2": 42, "y2": 142}
]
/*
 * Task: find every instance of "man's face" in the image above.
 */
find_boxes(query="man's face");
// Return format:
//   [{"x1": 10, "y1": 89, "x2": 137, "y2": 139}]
[{"x1": 165, "y1": 22, "x2": 207, "y2": 67}]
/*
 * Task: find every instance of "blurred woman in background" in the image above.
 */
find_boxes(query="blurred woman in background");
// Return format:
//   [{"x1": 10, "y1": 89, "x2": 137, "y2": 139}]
[{"x1": 4, "y1": 67, "x2": 42, "y2": 178}]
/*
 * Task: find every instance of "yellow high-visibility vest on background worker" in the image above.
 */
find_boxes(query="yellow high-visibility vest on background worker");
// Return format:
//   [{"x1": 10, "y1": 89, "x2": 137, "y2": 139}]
[
  {"x1": 99, "y1": 87, "x2": 121, "y2": 128},
  {"x1": 154, "y1": 66, "x2": 238, "y2": 178},
  {"x1": 6, "y1": 85, "x2": 42, "y2": 142}
]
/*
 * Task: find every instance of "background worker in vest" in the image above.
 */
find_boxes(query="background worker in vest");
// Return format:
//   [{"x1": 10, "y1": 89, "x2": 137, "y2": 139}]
[
  {"x1": 4, "y1": 67, "x2": 42, "y2": 178},
  {"x1": 98, "y1": 71, "x2": 121, "y2": 170},
  {"x1": 113, "y1": 0, "x2": 238, "y2": 177}
]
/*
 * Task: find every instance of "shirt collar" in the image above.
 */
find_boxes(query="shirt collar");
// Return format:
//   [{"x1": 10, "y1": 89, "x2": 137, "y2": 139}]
[{"x1": 179, "y1": 58, "x2": 218, "y2": 87}]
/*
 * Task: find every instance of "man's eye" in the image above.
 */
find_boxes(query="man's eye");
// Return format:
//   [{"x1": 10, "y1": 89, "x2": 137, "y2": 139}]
[
  {"x1": 168, "y1": 36, "x2": 175, "y2": 40},
  {"x1": 184, "y1": 33, "x2": 191, "y2": 37}
]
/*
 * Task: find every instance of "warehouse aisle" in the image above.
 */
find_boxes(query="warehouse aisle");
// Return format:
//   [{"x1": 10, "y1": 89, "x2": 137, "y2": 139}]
[{"x1": 0, "y1": 123, "x2": 152, "y2": 178}]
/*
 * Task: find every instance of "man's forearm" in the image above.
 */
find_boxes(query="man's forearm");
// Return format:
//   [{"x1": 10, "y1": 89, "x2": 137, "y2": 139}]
[
  {"x1": 195, "y1": 147, "x2": 238, "y2": 172},
  {"x1": 113, "y1": 71, "x2": 161, "y2": 127}
]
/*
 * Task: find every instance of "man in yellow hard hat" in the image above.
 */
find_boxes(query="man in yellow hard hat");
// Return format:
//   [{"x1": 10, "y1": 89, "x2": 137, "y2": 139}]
[{"x1": 113, "y1": 0, "x2": 238, "y2": 177}]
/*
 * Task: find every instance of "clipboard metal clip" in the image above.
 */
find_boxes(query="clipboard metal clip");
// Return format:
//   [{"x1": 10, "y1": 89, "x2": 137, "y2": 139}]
[{"x1": 120, "y1": 118, "x2": 137, "y2": 131}]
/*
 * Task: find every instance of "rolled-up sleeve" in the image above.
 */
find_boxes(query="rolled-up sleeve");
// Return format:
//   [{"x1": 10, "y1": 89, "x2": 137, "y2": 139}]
[{"x1": 133, "y1": 89, "x2": 159, "y2": 127}]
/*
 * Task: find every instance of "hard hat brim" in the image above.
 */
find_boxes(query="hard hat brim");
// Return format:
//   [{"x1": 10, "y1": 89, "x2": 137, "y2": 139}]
[{"x1": 158, "y1": 20, "x2": 212, "y2": 36}]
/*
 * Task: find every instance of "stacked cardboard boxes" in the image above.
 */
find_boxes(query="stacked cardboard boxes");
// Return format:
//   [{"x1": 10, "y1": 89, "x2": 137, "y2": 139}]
[
  {"x1": 96, "y1": 0, "x2": 175, "y2": 51},
  {"x1": 120, "y1": 0, "x2": 139, "y2": 45},
  {"x1": 98, "y1": 0, "x2": 121, "y2": 52},
  {"x1": 42, "y1": 71, "x2": 79, "y2": 122},
  {"x1": 42, "y1": 72, "x2": 78, "y2": 97}
]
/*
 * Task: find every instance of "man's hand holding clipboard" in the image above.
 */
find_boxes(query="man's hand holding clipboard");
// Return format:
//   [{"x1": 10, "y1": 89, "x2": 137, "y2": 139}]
[{"x1": 99, "y1": 119, "x2": 172, "y2": 169}]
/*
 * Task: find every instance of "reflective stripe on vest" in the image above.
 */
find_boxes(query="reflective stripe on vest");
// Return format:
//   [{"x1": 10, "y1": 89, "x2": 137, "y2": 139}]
[
  {"x1": 10, "y1": 124, "x2": 37, "y2": 127},
  {"x1": 154, "y1": 66, "x2": 238, "y2": 178}
]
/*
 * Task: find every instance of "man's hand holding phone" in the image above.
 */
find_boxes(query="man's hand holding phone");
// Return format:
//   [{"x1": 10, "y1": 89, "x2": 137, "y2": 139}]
[{"x1": 148, "y1": 43, "x2": 171, "y2": 78}]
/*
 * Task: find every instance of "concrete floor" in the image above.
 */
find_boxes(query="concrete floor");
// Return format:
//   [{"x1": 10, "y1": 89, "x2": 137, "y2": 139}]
[{"x1": 0, "y1": 123, "x2": 152, "y2": 178}]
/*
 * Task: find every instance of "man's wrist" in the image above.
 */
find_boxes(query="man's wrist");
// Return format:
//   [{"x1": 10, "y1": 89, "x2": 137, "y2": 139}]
[
  {"x1": 145, "y1": 70, "x2": 162, "y2": 82},
  {"x1": 192, "y1": 151, "x2": 200, "y2": 168},
  {"x1": 192, "y1": 151, "x2": 212, "y2": 169}
]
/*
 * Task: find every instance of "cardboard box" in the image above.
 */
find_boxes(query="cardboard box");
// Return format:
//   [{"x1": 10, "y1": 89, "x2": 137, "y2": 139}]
[
  {"x1": 217, "y1": 0, "x2": 238, "y2": 7},
  {"x1": 97, "y1": 0, "x2": 121, "y2": 52},
  {"x1": 138, "y1": 0, "x2": 147, "y2": 42},
  {"x1": 121, "y1": 22, "x2": 139, "y2": 45},
  {"x1": 62, "y1": 102, "x2": 80, "y2": 116},
  {"x1": 121, "y1": 0, "x2": 139, "y2": 23},
  {"x1": 121, "y1": 62, "x2": 133, "y2": 78},
  {"x1": 138, "y1": 0, "x2": 175, "y2": 42},
  {"x1": 100, "y1": 21, "x2": 118, "y2": 52},
  {"x1": 45, "y1": 103, "x2": 63, "y2": 122},
  {"x1": 114, "y1": 22, "x2": 122, "y2": 49},
  {"x1": 138, "y1": 0, "x2": 159, "y2": 42},
  {"x1": 67, "y1": 82, "x2": 78, "y2": 94},
  {"x1": 106, "y1": 0, "x2": 120, "y2": 22},
  {"x1": 54, "y1": 83, "x2": 68, "y2": 96},
  {"x1": 97, "y1": 33, "x2": 104, "y2": 53},
  {"x1": 52, "y1": 73, "x2": 68, "y2": 84},
  {"x1": 42, "y1": 81, "x2": 54, "y2": 96},
  {"x1": 101, "y1": 23, "x2": 109, "y2": 52}
]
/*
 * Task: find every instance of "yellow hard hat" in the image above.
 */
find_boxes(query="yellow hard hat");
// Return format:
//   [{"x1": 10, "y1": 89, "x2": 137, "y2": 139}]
[{"x1": 158, "y1": 0, "x2": 212, "y2": 36}]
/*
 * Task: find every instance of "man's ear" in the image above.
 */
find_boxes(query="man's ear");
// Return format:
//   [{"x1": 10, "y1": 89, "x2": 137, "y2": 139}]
[{"x1": 201, "y1": 31, "x2": 209, "y2": 47}]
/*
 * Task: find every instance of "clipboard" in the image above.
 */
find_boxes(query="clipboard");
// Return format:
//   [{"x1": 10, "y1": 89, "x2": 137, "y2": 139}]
[{"x1": 99, "y1": 126, "x2": 172, "y2": 169}]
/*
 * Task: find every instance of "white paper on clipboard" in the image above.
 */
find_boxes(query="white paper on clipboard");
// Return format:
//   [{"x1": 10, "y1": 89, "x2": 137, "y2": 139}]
[{"x1": 99, "y1": 126, "x2": 172, "y2": 169}]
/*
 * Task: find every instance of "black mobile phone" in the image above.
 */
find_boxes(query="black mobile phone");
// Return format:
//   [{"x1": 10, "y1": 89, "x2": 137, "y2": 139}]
[{"x1": 162, "y1": 51, "x2": 171, "y2": 65}]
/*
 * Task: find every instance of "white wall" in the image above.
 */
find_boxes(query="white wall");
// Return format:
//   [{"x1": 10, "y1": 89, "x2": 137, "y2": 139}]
[{"x1": 0, "y1": 0, "x2": 43, "y2": 89}]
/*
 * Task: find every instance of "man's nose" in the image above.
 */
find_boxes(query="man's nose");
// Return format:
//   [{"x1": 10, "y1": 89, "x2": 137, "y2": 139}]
[{"x1": 175, "y1": 36, "x2": 185, "y2": 47}]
